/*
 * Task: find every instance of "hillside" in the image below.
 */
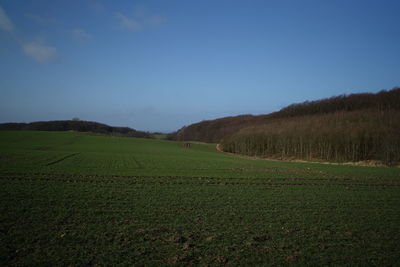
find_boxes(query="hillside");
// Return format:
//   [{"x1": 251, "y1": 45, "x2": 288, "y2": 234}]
[
  {"x1": 170, "y1": 88, "x2": 400, "y2": 165},
  {"x1": 0, "y1": 120, "x2": 150, "y2": 138},
  {"x1": 168, "y1": 114, "x2": 267, "y2": 143},
  {"x1": 170, "y1": 88, "x2": 400, "y2": 143}
]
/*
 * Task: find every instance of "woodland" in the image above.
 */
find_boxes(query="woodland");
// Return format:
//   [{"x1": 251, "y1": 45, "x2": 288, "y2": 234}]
[
  {"x1": 171, "y1": 88, "x2": 400, "y2": 166},
  {"x1": 0, "y1": 120, "x2": 150, "y2": 138}
]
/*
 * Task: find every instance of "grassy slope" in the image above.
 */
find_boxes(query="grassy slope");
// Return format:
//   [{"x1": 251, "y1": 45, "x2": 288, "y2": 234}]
[{"x1": 1, "y1": 131, "x2": 400, "y2": 266}]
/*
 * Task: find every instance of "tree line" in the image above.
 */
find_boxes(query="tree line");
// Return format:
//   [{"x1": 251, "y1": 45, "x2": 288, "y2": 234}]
[
  {"x1": 170, "y1": 88, "x2": 400, "y2": 144},
  {"x1": 274, "y1": 88, "x2": 400, "y2": 118},
  {"x1": 221, "y1": 110, "x2": 400, "y2": 166},
  {"x1": 170, "y1": 87, "x2": 400, "y2": 166},
  {"x1": 0, "y1": 120, "x2": 150, "y2": 138}
]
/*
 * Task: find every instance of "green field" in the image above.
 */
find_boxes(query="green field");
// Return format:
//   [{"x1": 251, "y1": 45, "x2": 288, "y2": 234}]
[{"x1": 1, "y1": 131, "x2": 399, "y2": 266}]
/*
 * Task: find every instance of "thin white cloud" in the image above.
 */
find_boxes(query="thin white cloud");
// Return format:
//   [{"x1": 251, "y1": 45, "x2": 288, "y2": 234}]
[
  {"x1": 115, "y1": 12, "x2": 143, "y2": 32},
  {"x1": 71, "y1": 28, "x2": 93, "y2": 40},
  {"x1": 22, "y1": 39, "x2": 58, "y2": 63},
  {"x1": 115, "y1": 7, "x2": 166, "y2": 33},
  {"x1": 0, "y1": 7, "x2": 59, "y2": 63},
  {"x1": 133, "y1": 6, "x2": 166, "y2": 27},
  {"x1": 0, "y1": 6, "x2": 14, "y2": 32}
]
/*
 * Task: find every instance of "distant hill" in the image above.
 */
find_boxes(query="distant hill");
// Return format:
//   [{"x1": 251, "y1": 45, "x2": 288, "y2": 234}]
[
  {"x1": 170, "y1": 87, "x2": 400, "y2": 165},
  {"x1": 168, "y1": 114, "x2": 268, "y2": 143},
  {"x1": 0, "y1": 120, "x2": 150, "y2": 138},
  {"x1": 170, "y1": 88, "x2": 400, "y2": 143}
]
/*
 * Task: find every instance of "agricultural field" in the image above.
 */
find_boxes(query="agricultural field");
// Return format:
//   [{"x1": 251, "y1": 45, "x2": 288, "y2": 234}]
[{"x1": 1, "y1": 131, "x2": 400, "y2": 266}]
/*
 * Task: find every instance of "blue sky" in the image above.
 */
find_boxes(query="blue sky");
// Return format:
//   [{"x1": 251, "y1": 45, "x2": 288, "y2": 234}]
[{"x1": 1, "y1": 0, "x2": 399, "y2": 132}]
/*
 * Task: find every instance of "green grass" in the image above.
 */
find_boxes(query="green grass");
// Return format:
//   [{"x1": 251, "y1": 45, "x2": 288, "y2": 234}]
[
  {"x1": 1, "y1": 131, "x2": 400, "y2": 266},
  {"x1": 150, "y1": 133, "x2": 168, "y2": 140}
]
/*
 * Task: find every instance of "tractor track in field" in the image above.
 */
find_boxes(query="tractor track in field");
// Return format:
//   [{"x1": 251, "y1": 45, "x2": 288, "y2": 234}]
[
  {"x1": 45, "y1": 153, "x2": 80, "y2": 166},
  {"x1": 1, "y1": 172, "x2": 399, "y2": 188},
  {"x1": 131, "y1": 156, "x2": 143, "y2": 169}
]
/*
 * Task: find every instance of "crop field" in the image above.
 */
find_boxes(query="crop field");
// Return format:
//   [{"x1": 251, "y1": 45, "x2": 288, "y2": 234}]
[{"x1": 1, "y1": 131, "x2": 400, "y2": 266}]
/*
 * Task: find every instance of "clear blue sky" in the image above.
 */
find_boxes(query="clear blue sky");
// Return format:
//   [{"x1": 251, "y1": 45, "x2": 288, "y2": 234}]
[{"x1": 1, "y1": 0, "x2": 399, "y2": 132}]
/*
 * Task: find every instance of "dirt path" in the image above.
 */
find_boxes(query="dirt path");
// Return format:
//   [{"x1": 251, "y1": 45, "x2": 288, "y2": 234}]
[{"x1": 216, "y1": 143, "x2": 223, "y2": 153}]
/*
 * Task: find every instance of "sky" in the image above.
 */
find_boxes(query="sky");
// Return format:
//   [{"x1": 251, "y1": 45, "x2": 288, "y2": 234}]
[{"x1": 0, "y1": 0, "x2": 399, "y2": 133}]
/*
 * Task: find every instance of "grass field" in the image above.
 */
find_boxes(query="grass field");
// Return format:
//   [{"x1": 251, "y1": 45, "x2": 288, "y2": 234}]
[{"x1": 1, "y1": 131, "x2": 399, "y2": 266}]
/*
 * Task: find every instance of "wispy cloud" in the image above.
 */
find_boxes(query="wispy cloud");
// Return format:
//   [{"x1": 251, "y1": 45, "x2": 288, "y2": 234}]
[
  {"x1": 134, "y1": 6, "x2": 166, "y2": 27},
  {"x1": 115, "y1": 12, "x2": 143, "y2": 32},
  {"x1": 0, "y1": 6, "x2": 58, "y2": 64},
  {"x1": 22, "y1": 39, "x2": 58, "y2": 63},
  {"x1": 0, "y1": 5, "x2": 14, "y2": 32},
  {"x1": 115, "y1": 7, "x2": 166, "y2": 32},
  {"x1": 71, "y1": 28, "x2": 93, "y2": 40}
]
